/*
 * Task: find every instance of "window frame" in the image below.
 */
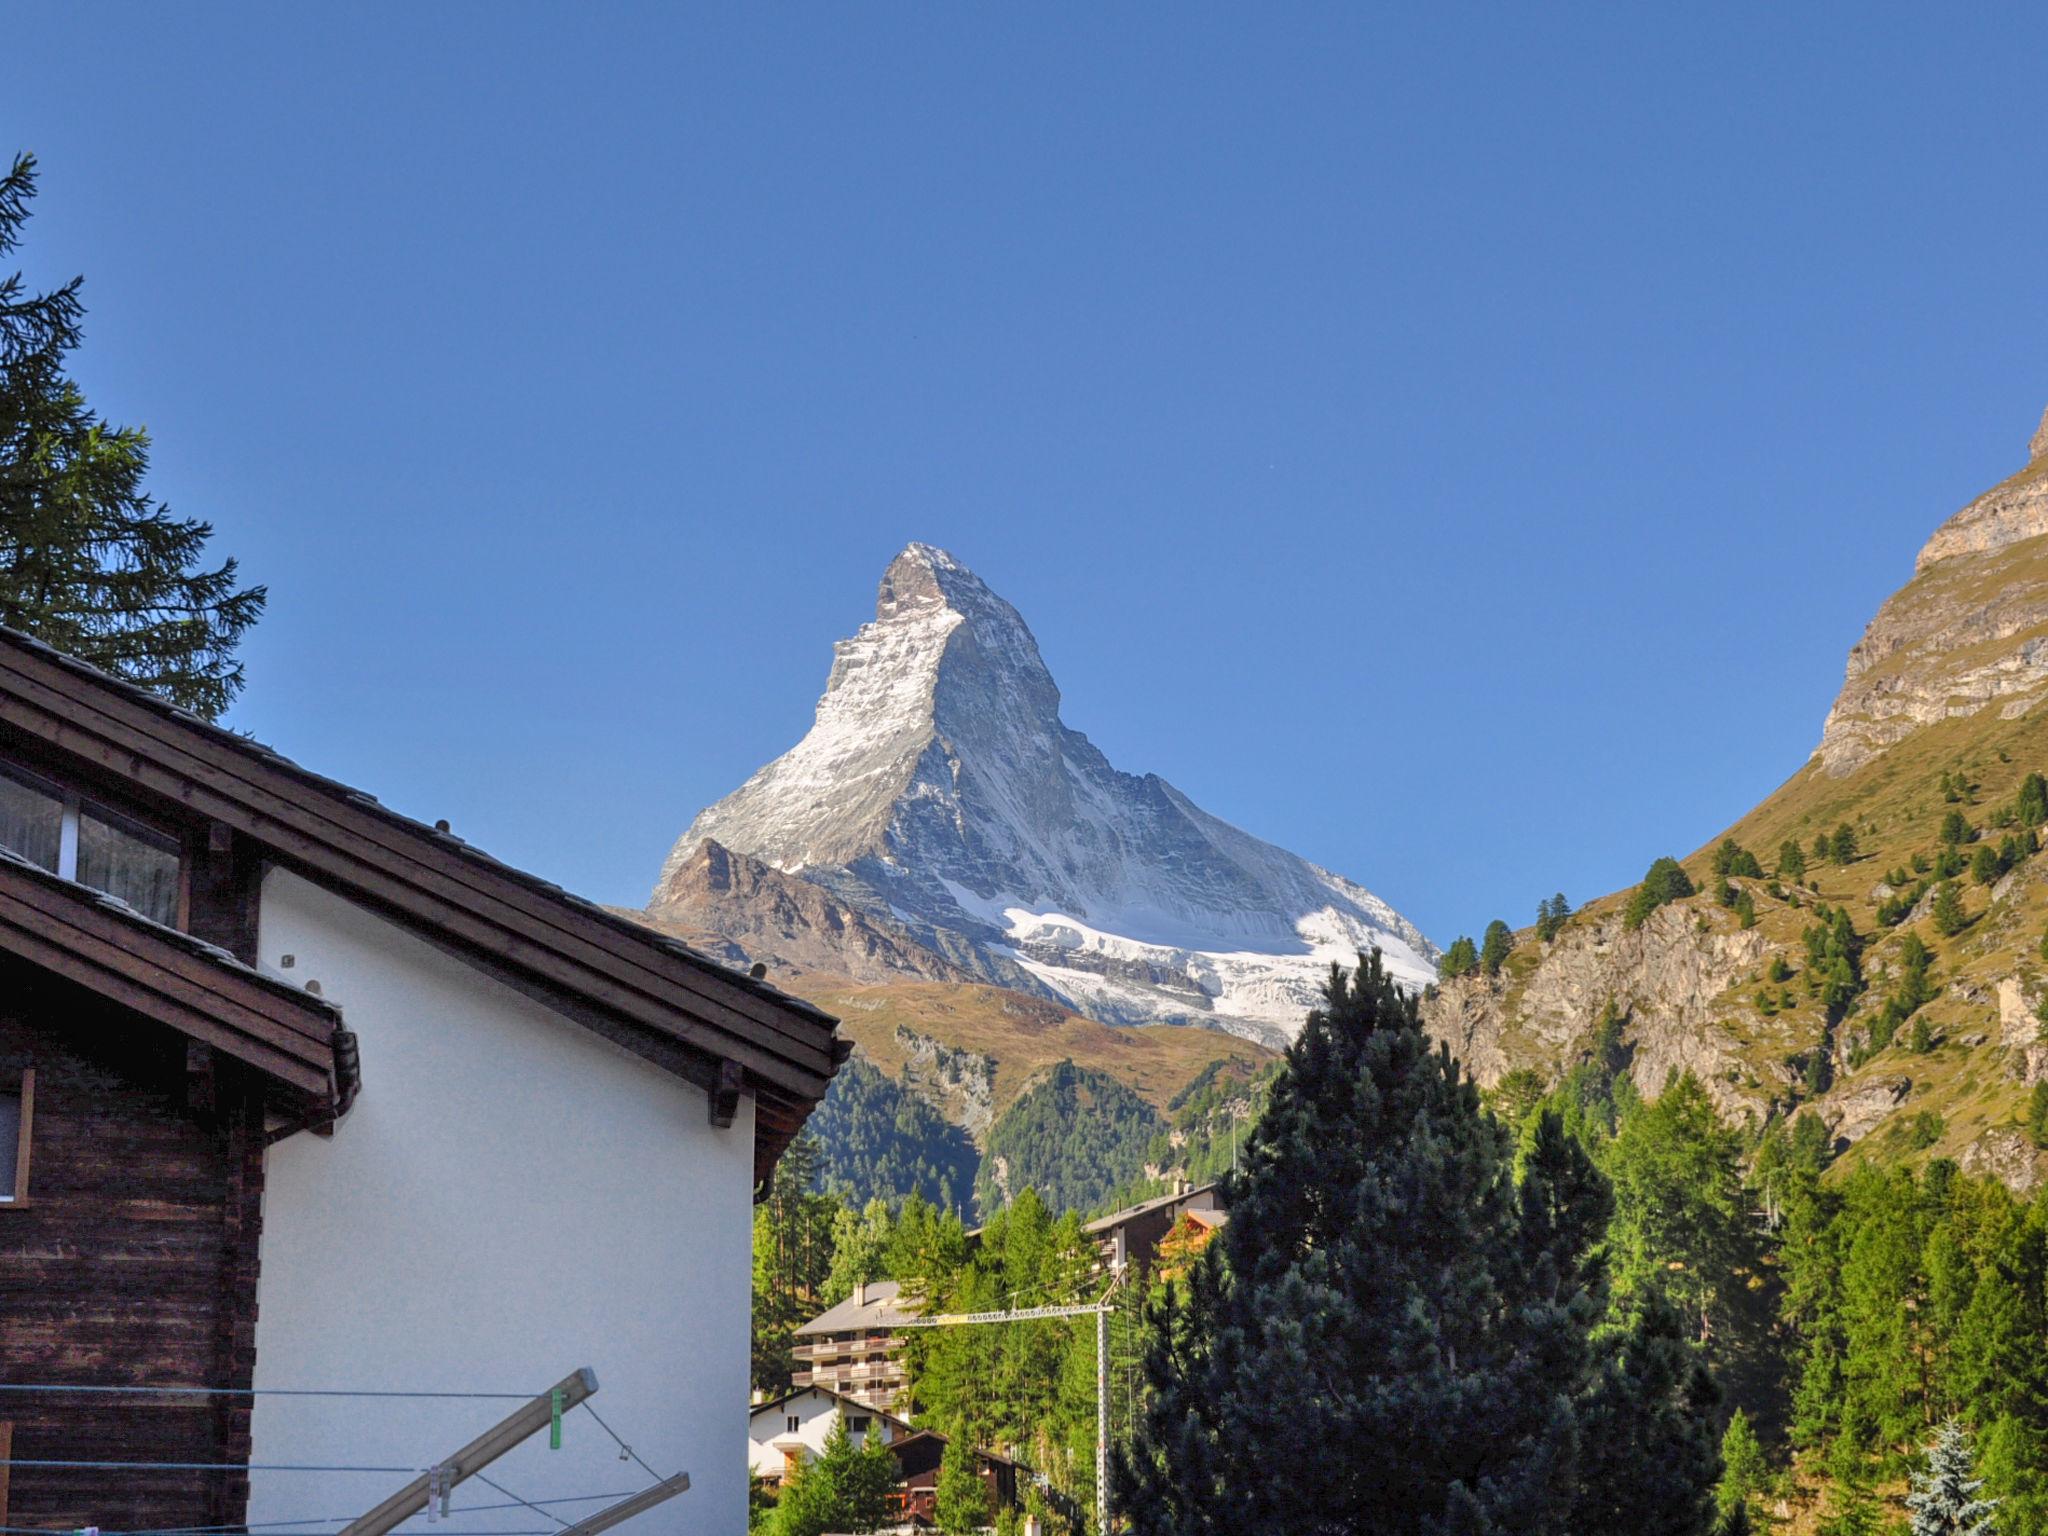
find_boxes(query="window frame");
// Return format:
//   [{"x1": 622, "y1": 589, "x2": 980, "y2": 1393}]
[
  {"x1": 0, "y1": 1069, "x2": 34, "y2": 1209},
  {"x1": 0, "y1": 756, "x2": 188, "y2": 927}
]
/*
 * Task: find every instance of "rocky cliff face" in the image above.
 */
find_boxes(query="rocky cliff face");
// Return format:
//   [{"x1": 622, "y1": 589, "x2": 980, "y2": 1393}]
[
  {"x1": 653, "y1": 543, "x2": 1437, "y2": 1044},
  {"x1": 1425, "y1": 900, "x2": 1777, "y2": 1118},
  {"x1": 1819, "y1": 407, "x2": 2048, "y2": 775}
]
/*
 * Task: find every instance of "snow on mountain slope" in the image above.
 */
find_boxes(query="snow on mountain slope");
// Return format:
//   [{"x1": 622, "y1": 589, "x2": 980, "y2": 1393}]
[{"x1": 651, "y1": 543, "x2": 1437, "y2": 1044}]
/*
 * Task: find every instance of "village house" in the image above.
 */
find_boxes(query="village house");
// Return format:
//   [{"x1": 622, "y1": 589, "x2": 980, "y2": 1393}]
[
  {"x1": 790, "y1": 1277, "x2": 919, "y2": 1414},
  {"x1": 885, "y1": 1430, "x2": 1022, "y2": 1525},
  {"x1": 1084, "y1": 1180, "x2": 1223, "y2": 1275},
  {"x1": 0, "y1": 628, "x2": 844, "y2": 1533},
  {"x1": 746, "y1": 1384, "x2": 910, "y2": 1485}
]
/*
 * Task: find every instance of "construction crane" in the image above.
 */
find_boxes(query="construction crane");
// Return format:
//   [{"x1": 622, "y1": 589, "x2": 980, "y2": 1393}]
[{"x1": 895, "y1": 1278, "x2": 1122, "y2": 1535}]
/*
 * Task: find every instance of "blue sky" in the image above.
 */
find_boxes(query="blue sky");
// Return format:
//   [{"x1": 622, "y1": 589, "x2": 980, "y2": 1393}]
[{"x1": 9, "y1": 5, "x2": 2048, "y2": 945}]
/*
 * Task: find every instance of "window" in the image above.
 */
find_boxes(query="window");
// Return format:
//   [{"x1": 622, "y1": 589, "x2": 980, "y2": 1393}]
[
  {"x1": 850, "y1": 1415, "x2": 871, "y2": 1437},
  {"x1": 786, "y1": 1415, "x2": 801, "y2": 1435},
  {"x1": 77, "y1": 802, "x2": 181, "y2": 925},
  {"x1": 0, "y1": 760, "x2": 182, "y2": 926},
  {"x1": 0, "y1": 1071, "x2": 33, "y2": 1205},
  {"x1": 0, "y1": 762, "x2": 62, "y2": 872}
]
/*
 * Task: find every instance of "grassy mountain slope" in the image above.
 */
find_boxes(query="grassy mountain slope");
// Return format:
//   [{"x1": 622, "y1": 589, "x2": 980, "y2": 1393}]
[
  {"x1": 808, "y1": 979, "x2": 1272, "y2": 1120},
  {"x1": 1425, "y1": 495, "x2": 2048, "y2": 1192}
]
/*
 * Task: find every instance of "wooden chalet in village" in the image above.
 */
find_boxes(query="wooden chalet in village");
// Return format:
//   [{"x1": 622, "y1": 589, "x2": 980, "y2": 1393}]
[{"x1": 0, "y1": 628, "x2": 845, "y2": 1532}]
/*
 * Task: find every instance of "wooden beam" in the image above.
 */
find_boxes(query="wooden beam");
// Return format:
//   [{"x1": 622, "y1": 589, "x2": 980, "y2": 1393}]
[
  {"x1": 187, "y1": 1040, "x2": 217, "y2": 1112},
  {"x1": 709, "y1": 1059, "x2": 744, "y2": 1129},
  {"x1": 11, "y1": 1070, "x2": 30, "y2": 1205},
  {"x1": 557, "y1": 1472, "x2": 690, "y2": 1535},
  {"x1": 338, "y1": 1368, "x2": 598, "y2": 1536}
]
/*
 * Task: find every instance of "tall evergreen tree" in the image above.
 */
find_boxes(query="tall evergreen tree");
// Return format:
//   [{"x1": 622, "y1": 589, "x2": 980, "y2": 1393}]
[
  {"x1": 0, "y1": 153, "x2": 263, "y2": 716},
  {"x1": 1906, "y1": 1420, "x2": 1997, "y2": 1536},
  {"x1": 771, "y1": 1419, "x2": 899, "y2": 1536},
  {"x1": 1481, "y1": 918, "x2": 1515, "y2": 977},
  {"x1": 1114, "y1": 951, "x2": 1719, "y2": 1536},
  {"x1": 936, "y1": 1435, "x2": 994, "y2": 1535}
]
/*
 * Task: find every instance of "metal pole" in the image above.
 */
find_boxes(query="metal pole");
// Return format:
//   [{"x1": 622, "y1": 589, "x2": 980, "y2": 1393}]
[{"x1": 1095, "y1": 1301, "x2": 1109, "y2": 1535}]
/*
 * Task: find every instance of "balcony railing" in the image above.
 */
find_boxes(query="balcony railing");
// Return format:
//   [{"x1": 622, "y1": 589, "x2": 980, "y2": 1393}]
[{"x1": 792, "y1": 1335, "x2": 905, "y2": 1356}]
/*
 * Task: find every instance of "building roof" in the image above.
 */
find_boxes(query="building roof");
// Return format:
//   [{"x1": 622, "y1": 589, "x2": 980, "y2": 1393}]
[
  {"x1": 0, "y1": 626, "x2": 846, "y2": 1180},
  {"x1": 749, "y1": 1385, "x2": 913, "y2": 1432},
  {"x1": 1082, "y1": 1182, "x2": 1220, "y2": 1236},
  {"x1": 0, "y1": 845, "x2": 353, "y2": 1116},
  {"x1": 886, "y1": 1430, "x2": 1022, "y2": 1470},
  {"x1": 794, "y1": 1279, "x2": 921, "y2": 1335}
]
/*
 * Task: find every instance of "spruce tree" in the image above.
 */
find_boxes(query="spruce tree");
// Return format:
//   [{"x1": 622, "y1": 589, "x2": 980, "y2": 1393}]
[
  {"x1": 0, "y1": 153, "x2": 263, "y2": 717},
  {"x1": 1114, "y1": 951, "x2": 1720, "y2": 1536},
  {"x1": 1779, "y1": 840, "x2": 1808, "y2": 880},
  {"x1": 1907, "y1": 1420, "x2": 1997, "y2": 1536}
]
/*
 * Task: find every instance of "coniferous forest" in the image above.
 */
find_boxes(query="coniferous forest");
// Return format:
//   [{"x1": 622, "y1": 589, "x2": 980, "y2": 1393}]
[{"x1": 755, "y1": 949, "x2": 2048, "y2": 1535}]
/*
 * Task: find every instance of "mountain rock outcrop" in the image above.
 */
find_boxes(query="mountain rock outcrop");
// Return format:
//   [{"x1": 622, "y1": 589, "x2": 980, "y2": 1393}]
[
  {"x1": 1420, "y1": 399, "x2": 2048, "y2": 1191},
  {"x1": 652, "y1": 543, "x2": 1437, "y2": 1044},
  {"x1": 1820, "y1": 406, "x2": 2048, "y2": 775},
  {"x1": 1425, "y1": 899, "x2": 1777, "y2": 1118}
]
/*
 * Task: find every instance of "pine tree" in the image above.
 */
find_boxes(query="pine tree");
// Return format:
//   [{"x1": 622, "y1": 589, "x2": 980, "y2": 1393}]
[
  {"x1": 1907, "y1": 1420, "x2": 1997, "y2": 1536},
  {"x1": 0, "y1": 154, "x2": 263, "y2": 716},
  {"x1": 1830, "y1": 824, "x2": 1861, "y2": 865},
  {"x1": 1114, "y1": 952, "x2": 1720, "y2": 1536},
  {"x1": 1933, "y1": 882, "x2": 1968, "y2": 938},
  {"x1": 2016, "y1": 772, "x2": 2048, "y2": 829},
  {"x1": 1780, "y1": 840, "x2": 1809, "y2": 880},
  {"x1": 1439, "y1": 935, "x2": 1480, "y2": 980},
  {"x1": 772, "y1": 1418, "x2": 899, "y2": 1536},
  {"x1": 1482, "y1": 919, "x2": 1514, "y2": 977},
  {"x1": 1626, "y1": 857, "x2": 1697, "y2": 931},
  {"x1": 936, "y1": 1435, "x2": 994, "y2": 1534},
  {"x1": 1715, "y1": 1409, "x2": 1767, "y2": 1523},
  {"x1": 1536, "y1": 893, "x2": 1573, "y2": 942},
  {"x1": 1941, "y1": 811, "x2": 1973, "y2": 847}
]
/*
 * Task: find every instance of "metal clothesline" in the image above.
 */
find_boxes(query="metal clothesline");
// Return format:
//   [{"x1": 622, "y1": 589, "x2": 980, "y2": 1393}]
[
  {"x1": 0, "y1": 1384, "x2": 538, "y2": 1401},
  {"x1": 0, "y1": 1368, "x2": 688, "y2": 1536}
]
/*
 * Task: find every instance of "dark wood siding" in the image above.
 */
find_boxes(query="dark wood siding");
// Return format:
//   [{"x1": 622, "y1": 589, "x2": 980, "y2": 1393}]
[{"x1": 0, "y1": 963, "x2": 263, "y2": 1529}]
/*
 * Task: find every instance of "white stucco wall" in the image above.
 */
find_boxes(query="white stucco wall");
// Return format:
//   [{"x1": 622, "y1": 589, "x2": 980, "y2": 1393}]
[
  {"x1": 246, "y1": 868, "x2": 754, "y2": 1535},
  {"x1": 745, "y1": 1388, "x2": 901, "y2": 1482}
]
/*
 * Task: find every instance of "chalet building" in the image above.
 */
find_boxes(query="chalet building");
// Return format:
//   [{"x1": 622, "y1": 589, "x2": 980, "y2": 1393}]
[
  {"x1": 0, "y1": 628, "x2": 843, "y2": 1533},
  {"x1": 746, "y1": 1385, "x2": 910, "y2": 1485},
  {"x1": 1084, "y1": 1180, "x2": 1222, "y2": 1276},
  {"x1": 791, "y1": 1278, "x2": 917, "y2": 1414},
  {"x1": 886, "y1": 1430, "x2": 1021, "y2": 1524}
]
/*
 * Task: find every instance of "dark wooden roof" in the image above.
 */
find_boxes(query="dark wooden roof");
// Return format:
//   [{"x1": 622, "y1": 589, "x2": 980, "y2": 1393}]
[
  {"x1": 0, "y1": 847, "x2": 346, "y2": 1107},
  {"x1": 0, "y1": 627, "x2": 845, "y2": 1180}
]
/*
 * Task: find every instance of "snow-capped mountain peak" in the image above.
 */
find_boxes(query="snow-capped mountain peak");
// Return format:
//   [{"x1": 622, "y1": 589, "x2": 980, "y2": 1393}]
[{"x1": 653, "y1": 544, "x2": 1437, "y2": 1043}]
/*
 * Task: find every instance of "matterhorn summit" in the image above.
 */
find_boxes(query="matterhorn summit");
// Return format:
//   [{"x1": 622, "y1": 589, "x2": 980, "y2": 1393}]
[{"x1": 652, "y1": 543, "x2": 1437, "y2": 1044}]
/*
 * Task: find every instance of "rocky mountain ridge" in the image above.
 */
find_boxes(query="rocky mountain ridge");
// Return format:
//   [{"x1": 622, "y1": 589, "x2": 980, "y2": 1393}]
[
  {"x1": 653, "y1": 542, "x2": 1436, "y2": 1044},
  {"x1": 1820, "y1": 406, "x2": 2048, "y2": 775},
  {"x1": 1423, "y1": 403, "x2": 2048, "y2": 1192}
]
